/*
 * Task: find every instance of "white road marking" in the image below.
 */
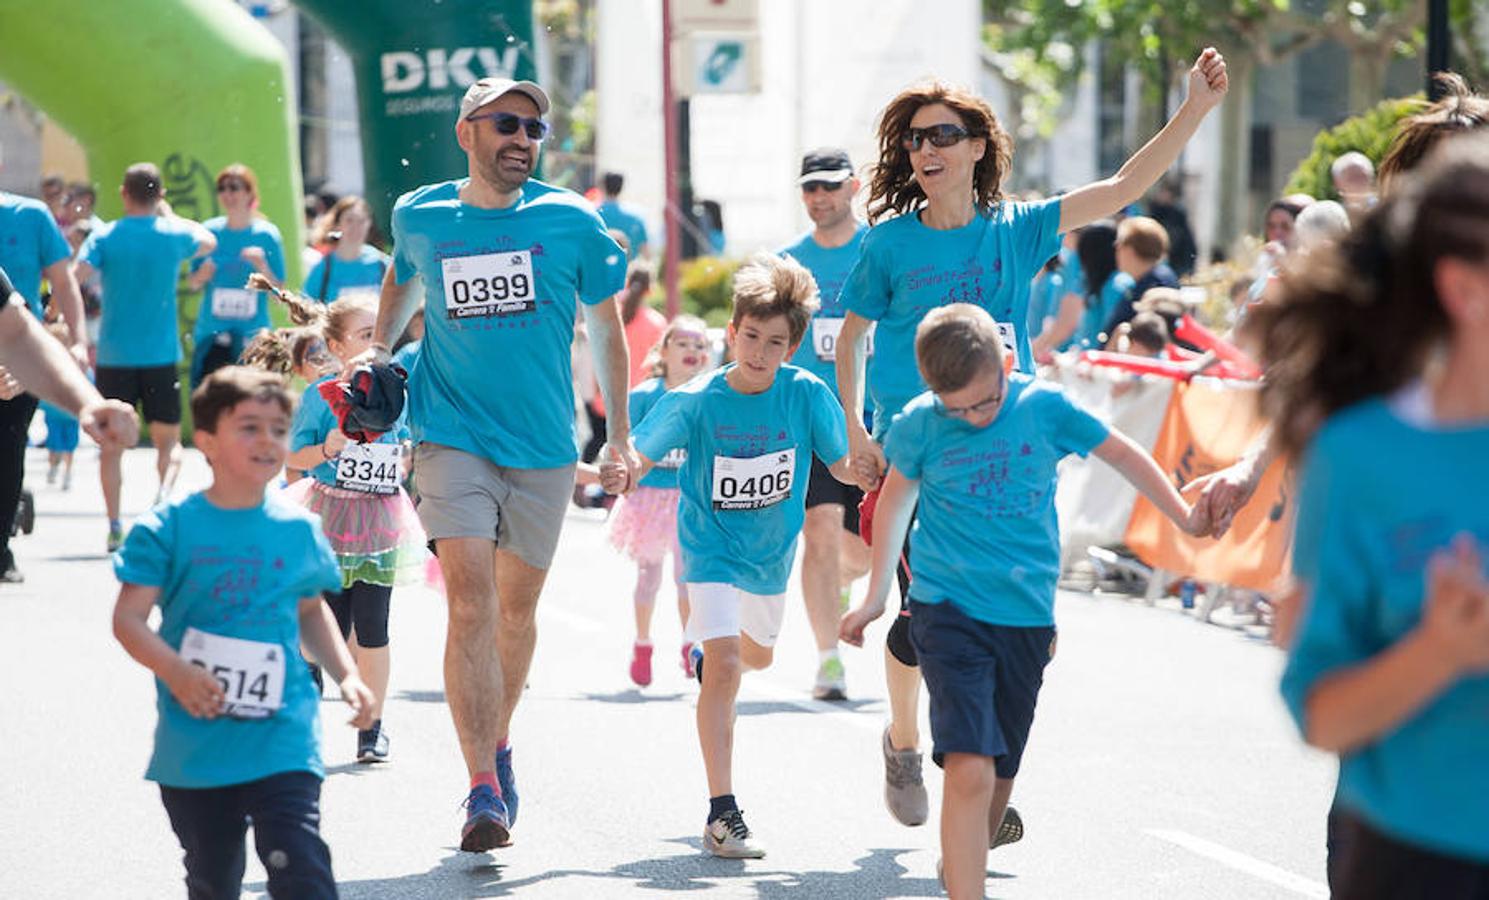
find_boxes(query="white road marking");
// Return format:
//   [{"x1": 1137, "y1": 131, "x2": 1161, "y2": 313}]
[{"x1": 1145, "y1": 829, "x2": 1329, "y2": 898}]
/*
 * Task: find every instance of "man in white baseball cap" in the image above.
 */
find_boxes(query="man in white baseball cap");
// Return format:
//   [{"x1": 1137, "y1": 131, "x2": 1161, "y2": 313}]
[{"x1": 347, "y1": 74, "x2": 637, "y2": 852}]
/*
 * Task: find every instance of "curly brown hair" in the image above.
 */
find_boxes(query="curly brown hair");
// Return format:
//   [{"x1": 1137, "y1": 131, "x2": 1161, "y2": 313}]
[
  {"x1": 1378, "y1": 73, "x2": 1488, "y2": 194},
  {"x1": 865, "y1": 81, "x2": 1014, "y2": 224},
  {"x1": 1251, "y1": 133, "x2": 1489, "y2": 458}
]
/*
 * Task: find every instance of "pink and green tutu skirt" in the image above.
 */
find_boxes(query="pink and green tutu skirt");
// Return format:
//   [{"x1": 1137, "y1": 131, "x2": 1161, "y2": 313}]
[{"x1": 282, "y1": 479, "x2": 428, "y2": 588}]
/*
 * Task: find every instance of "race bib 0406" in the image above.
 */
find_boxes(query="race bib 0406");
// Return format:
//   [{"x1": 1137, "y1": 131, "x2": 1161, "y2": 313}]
[
  {"x1": 179, "y1": 626, "x2": 286, "y2": 719},
  {"x1": 812, "y1": 318, "x2": 874, "y2": 362},
  {"x1": 712, "y1": 447, "x2": 796, "y2": 510},
  {"x1": 335, "y1": 442, "x2": 402, "y2": 495},
  {"x1": 210, "y1": 287, "x2": 257, "y2": 321},
  {"x1": 440, "y1": 250, "x2": 536, "y2": 319}
]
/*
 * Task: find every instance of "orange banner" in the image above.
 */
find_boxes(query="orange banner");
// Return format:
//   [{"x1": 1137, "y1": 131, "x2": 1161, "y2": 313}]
[{"x1": 1122, "y1": 379, "x2": 1293, "y2": 592}]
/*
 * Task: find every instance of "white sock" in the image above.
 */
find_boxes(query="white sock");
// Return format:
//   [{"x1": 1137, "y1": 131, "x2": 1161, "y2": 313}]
[{"x1": 819, "y1": 648, "x2": 840, "y2": 665}]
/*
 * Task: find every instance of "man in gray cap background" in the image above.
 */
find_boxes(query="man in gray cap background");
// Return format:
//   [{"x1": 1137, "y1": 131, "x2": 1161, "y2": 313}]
[
  {"x1": 347, "y1": 76, "x2": 636, "y2": 852},
  {"x1": 778, "y1": 148, "x2": 872, "y2": 702}
]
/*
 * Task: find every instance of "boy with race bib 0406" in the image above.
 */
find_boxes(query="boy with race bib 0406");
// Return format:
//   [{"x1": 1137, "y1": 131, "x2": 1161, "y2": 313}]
[
  {"x1": 111, "y1": 367, "x2": 374, "y2": 900},
  {"x1": 601, "y1": 253, "x2": 862, "y2": 858}
]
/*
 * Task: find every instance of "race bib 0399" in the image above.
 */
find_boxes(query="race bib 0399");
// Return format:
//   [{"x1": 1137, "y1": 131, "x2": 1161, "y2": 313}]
[{"x1": 440, "y1": 250, "x2": 536, "y2": 319}]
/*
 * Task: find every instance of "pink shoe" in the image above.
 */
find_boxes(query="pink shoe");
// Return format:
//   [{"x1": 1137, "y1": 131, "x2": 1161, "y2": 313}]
[
  {"x1": 630, "y1": 642, "x2": 654, "y2": 687},
  {"x1": 680, "y1": 642, "x2": 695, "y2": 676}
]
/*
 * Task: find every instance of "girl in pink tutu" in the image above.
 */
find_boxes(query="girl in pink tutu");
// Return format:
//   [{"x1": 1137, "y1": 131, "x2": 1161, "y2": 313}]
[
  {"x1": 610, "y1": 315, "x2": 710, "y2": 686},
  {"x1": 246, "y1": 279, "x2": 426, "y2": 763}
]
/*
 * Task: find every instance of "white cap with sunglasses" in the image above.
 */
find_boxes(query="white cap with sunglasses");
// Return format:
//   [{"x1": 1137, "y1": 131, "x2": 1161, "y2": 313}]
[
  {"x1": 458, "y1": 77, "x2": 551, "y2": 121},
  {"x1": 797, "y1": 148, "x2": 855, "y2": 187}
]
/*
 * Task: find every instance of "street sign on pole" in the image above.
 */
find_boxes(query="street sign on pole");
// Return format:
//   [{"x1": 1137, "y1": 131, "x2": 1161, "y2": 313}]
[{"x1": 673, "y1": 32, "x2": 762, "y2": 95}]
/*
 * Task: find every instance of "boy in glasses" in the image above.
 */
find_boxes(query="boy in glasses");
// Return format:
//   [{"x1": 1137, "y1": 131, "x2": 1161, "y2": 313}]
[
  {"x1": 780, "y1": 147, "x2": 872, "y2": 701},
  {"x1": 841, "y1": 303, "x2": 1206, "y2": 898},
  {"x1": 600, "y1": 253, "x2": 858, "y2": 859}
]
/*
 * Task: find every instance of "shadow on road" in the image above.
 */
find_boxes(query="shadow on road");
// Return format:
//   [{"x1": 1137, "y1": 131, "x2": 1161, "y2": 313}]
[
  {"x1": 736, "y1": 698, "x2": 879, "y2": 716},
  {"x1": 300, "y1": 840, "x2": 945, "y2": 898},
  {"x1": 578, "y1": 689, "x2": 688, "y2": 705}
]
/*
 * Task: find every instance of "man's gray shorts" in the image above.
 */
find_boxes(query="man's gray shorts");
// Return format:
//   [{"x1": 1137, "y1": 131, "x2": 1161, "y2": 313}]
[{"x1": 414, "y1": 443, "x2": 577, "y2": 571}]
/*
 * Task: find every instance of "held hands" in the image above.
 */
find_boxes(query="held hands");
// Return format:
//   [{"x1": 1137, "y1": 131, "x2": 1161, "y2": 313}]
[
  {"x1": 79, "y1": 399, "x2": 139, "y2": 454},
  {"x1": 167, "y1": 658, "x2": 226, "y2": 719},
  {"x1": 1187, "y1": 47, "x2": 1228, "y2": 112},
  {"x1": 848, "y1": 427, "x2": 886, "y2": 492},
  {"x1": 1182, "y1": 459, "x2": 1261, "y2": 539},
  {"x1": 598, "y1": 441, "x2": 638, "y2": 495},
  {"x1": 1419, "y1": 536, "x2": 1489, "y2": 675},
  {"x1": 339, "y1": 673, "x2": 377, "y2": 729}
]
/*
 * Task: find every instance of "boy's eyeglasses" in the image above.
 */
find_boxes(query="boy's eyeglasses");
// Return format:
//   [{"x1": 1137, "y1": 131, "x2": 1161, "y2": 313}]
[
  {"x1": 901, "y1": 123, "x2": 972, "y2": 152},
  {"x1": 465, "y1": 112, "x2": 550, "y2": 141},
  {"x1": 801, "y1": 180, "x2": 845, "y2": 193},
  {"x1": 937, "y1": 371, "x2": 1007, "y2": 419}
]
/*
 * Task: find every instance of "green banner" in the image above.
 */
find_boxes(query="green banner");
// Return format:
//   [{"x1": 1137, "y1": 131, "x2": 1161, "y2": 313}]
[
  {"x1": 0, "y1": 0, "x2": 305, "y2": 287},
  {"x1": 294, "y1": 0, "x2": 539, "y2": 230}
]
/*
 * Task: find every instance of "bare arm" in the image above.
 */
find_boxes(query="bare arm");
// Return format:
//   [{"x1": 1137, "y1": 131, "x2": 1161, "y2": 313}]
[
  {"x1": 186, "y1": 258, "x2": 216, "y2": 292},
  {"x1": 1058, "y1": 49, "x2": 1228, "y2": 233},
  {"x1": 298, "y1": 596, "x2": 375, "y2": 728},
  {"x1": 1182, "y1": 425, "x2": 1277, "y2": 538},
  {"x1": 840, "y1": 465, "x2": 920, "y2": 646},
  {"x1": 41, "y1": 258, "x2": 88, "y2": 362},
  {"x1": 113, "y1": 583, "x2": 226, "y2": 719},
  {"x1": 1092, "y1": 430, "x2": 1203, "y2": 534},
  {"x1": 833, "y1": 311, "x2": 885, "y2": 488},
  {"x1": 1032, "y1": 292, "x2": 1084, "y2": 358}
]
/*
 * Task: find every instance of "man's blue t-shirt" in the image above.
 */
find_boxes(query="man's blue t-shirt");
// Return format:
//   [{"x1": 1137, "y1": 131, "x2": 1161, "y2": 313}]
[
  {"x1": 630, "y1": 376, "x2": 683, "y2": 490},
  {"x1": 82, "y1": 215, "x2": 202, "y2": 367},
  {"x1": 113, "y1": 491, "x2": 342, "y2": 788},
  {"x1": 391, "y1": 179, "x2": 628, "y2": 468},
  {"x1": 840, "y1": 199, "x2": 1062, "y2": 438},
  {"x1": 192, "y1": 217, "x2": 286, "y2": 337},
  {"x1": 780, "y1": 225, "x2": 868, "y2": 400},
  {"x1": 303, "y1": 245, "x2": 390, "y2": 302},
  {"x1": 634, "y1": 365, "x2": 849, "y2": 595},
  {"x1": 0, "y1": 192, "x2": 72, "y2": 318},
  {"x1": 597, "y1": 200, "x2": 648, "y2": 260},
  {"x1": 392, "y1": 339, "x2": 421, "y2": 376},
  {"x1": 1281, "y1": 395, "x2": 1489, "y2": 863},
  {"x1": 1077, "y1": 271, "x2": 1136, "y2": 350},
  {"x1": 289, "y1": 376, "x2": 410, "y2": 486},
  {"x1": 883, "y1": 374, "x2": 1108, "y2": 626}
]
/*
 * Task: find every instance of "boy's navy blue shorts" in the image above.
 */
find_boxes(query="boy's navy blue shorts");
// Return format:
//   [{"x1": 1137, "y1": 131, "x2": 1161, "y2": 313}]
[{"x1": 908, "y1": 598, "x2": 1056, "y2": 779}]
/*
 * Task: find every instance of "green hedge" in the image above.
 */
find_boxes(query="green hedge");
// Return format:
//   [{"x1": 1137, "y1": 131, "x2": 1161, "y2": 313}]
[{"x1": 1283, "y1": 94, "x2": 1424, "y2": 201}]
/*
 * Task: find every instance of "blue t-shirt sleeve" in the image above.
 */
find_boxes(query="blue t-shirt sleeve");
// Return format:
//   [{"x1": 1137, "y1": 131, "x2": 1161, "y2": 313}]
[
  {"x1": 289, "y1": 385, "x2": 329, "y2": 452},
  {"x1": 1016, "y1": 199, "x2": 1063, "y2": 276},
  {"x1": 80, "y1": 229, "x2": 104, "y2": 269},
  {"x1": 298, "y1": 519, "x2": 344, "y2": 597},
  {"x1": 633, "y1": 390, "x2": 691, "y2": 464},
  {"x1": 577, "y1": 215, "x2": 628, "y2": 306},
  {"x1": 174, "y1": 219, "x2": 201, "y2": 261},
  {"x1": 303, "y1": 257, "x2": 327, "y2": 298},
  {"x1": 113, "y1": 507, "x2": 172, "y2": 588},
  {"x1": 628, "y1": 383, "x2": 658, "y2": 430},
  {"x1": 36, "y1": 208, "x2": 71, "y2": 270},
  {"x1": 882, "y1": 403, "x2": 928, "y2": 480},
  {"x1": 1048, "y1": 388, "x2": 1109, "y2": 457},
  {"x1": 840, "y1": 232, "x2": 891, "y2": 322},
  {"x1": 809, "y1": 377, "x2": 849, "y2": 465},
  {"x1": 1279, "y1": 440, "x2": 1374, "y2": 733}
]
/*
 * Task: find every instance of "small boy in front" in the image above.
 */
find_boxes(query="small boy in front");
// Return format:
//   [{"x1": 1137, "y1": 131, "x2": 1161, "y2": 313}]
[
  {"x1": 112, "y1": 366, "x2": 374, "y2": 899},
  {"x1": 601, "y1": 253, "x2": 859, "y2": 858},
  {"x1": 841, "y1": 304, "x2": 1205, "y2": 899}
]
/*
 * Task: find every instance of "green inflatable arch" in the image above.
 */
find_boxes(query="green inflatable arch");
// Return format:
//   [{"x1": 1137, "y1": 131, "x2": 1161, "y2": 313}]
[{"x1": 0, "y1": 0, "x2": 305, "y2": 287}]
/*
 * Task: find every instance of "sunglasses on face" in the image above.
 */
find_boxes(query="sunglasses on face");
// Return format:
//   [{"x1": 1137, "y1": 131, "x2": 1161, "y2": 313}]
[
  {"x1": 217, "y1": 181, "x2": 249, "y2": 193},
  {"x1": 466, "y1": 111, "x2": 550, "y2": 141},
  {"x1": 900, "y1": 123, "x2": 972, "y2": 152},
  {"x1": 801, "y1": 180, "x2": 845, "y2": 194}
]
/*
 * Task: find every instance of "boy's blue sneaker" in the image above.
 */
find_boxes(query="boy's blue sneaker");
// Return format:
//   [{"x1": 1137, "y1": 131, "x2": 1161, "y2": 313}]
[
  {"x1": 459, "y1": 785, "x2": 511, "y2": 852},
  {"x1": 495, "y1": 745, "x2": 518, "y2": 827}
]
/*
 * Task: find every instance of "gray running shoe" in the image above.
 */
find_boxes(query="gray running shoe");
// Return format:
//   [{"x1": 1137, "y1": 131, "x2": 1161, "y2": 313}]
[
  {"x1": 703, "y1": 809, "x2": 766, "y2": 858},
  {"x1": 882, "y1": 726, "x2": 929, "y2": 826},
  {"x1": 991, "y1": 804, "x2": 1024, "y2": 849}
]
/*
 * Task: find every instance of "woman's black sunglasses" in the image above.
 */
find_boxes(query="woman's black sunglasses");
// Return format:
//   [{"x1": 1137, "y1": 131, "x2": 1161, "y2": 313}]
[{"x1": 900, "y1": 123, "x2": 972, "y2": 152}]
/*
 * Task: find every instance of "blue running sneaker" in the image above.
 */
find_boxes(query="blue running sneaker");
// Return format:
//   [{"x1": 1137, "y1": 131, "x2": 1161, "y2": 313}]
[
  {"x1": 495, "y1": 745, "x2": 519, "y2": 827},
  {"x1": 460, "y1": 785, "x2": 510, "y2": 852}
]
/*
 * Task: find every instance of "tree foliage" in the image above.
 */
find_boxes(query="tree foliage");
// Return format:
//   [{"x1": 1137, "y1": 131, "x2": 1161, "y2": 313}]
[{"x1": 1282, "y1": 92, "x2": 1422, "y2": 199}]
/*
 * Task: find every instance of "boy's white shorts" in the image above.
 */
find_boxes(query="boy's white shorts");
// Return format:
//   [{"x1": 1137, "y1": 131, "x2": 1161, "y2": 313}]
[{"x1": 684, "y1": 582, "x2": 786, "y2": 647}]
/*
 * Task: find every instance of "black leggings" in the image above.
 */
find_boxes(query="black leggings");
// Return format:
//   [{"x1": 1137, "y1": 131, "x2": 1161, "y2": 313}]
[
  {"x1": 0, "y1": 394, "x2": 39, "y2": 564},
  {"x1": 325, "y1": 581, "x2": 392, "y2": 649}
]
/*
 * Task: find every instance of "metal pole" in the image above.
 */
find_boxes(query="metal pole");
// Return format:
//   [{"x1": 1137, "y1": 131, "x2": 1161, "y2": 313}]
[
  {"x1": 1426, "y1": 0, "x2": 1450, "y2": 100},
  {"x1": 661, "y1": 0, "x2": 682, "y2": 319}
]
